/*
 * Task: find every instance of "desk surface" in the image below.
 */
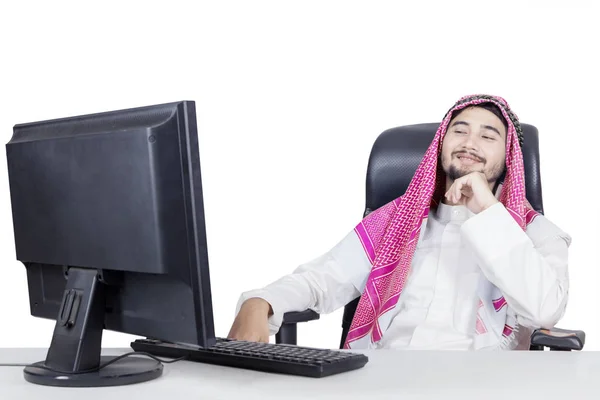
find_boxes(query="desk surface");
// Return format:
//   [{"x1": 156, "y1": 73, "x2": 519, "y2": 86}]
[{"x1": 1, "y1": 348, "x2": 599, "y2": 399}]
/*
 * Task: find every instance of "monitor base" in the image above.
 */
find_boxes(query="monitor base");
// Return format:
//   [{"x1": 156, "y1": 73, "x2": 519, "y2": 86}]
[{"x1": 23, "y1": 355, "x2": 163, "y2": 387}]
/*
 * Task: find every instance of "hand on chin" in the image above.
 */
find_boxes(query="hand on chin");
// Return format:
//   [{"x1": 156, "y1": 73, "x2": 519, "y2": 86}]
[{"x1": 444, "y1": 171, "x2": 498, "y2": 214}]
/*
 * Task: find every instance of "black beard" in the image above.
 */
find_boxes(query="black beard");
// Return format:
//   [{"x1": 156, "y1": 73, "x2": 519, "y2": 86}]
[
  {"x1": 446, "y1": 164, "x2": 504, "y2": 183},
  {"x1": 447, "y1": 164, "x2": 483, "y2": 181}
]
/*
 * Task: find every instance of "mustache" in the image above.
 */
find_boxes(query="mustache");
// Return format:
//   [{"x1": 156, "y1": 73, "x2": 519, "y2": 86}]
[{"x1": 452, "y1": 151, "x2": 485, "y2": 163}]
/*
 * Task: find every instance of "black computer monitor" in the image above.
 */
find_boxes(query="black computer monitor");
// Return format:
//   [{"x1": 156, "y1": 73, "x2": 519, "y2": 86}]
[{"x1": 5, "y1": 101, "x2": 215, "y2": 387}]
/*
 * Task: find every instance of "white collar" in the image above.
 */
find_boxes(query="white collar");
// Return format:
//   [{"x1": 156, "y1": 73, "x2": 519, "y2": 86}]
[{"x1": 434, "y1": 201, "x2": 475, "y2": 223}]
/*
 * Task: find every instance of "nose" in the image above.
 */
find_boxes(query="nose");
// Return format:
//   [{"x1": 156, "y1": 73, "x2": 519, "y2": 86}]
[{"x1": 460, "y1": 133, "x2": 480, "y2": 151}]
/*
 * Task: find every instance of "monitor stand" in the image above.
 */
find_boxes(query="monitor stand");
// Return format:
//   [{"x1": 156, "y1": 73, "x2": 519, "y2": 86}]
[{"x1": 23, "y1": 267, "x2": 163, "y2": 387}]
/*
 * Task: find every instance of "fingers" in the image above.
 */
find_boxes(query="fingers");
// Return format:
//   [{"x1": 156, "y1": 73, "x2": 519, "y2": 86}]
[
  {"x1": 445, "y1": 177, "x2": 474, "y2": 204},
  {"x1": 445, "y1": 186, "x2": 452, "y2": 202},
  {"x1": 227, "y1": 316, "x2": 270, "y2": 343},
  {"x1": 454, "y1": 181, "x2": 463, "y2": 203},
  {"x1": 445, "y1": 172, "x2": 493, "y2": 213},
  {"x1": 445, "y1": 181, "x2": 456, "y2": 203},
  {"x1": 447, "y1": 179, "x2": 465, "y2": 204},
  {"x1": 228, "y1": 329, "x2": 265, "y2": 342}
]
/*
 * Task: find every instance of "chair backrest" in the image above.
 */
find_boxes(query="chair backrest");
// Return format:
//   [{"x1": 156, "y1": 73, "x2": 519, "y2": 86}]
[{"x1": 339, "y1": 122, "x2": 544, "y2": 349}]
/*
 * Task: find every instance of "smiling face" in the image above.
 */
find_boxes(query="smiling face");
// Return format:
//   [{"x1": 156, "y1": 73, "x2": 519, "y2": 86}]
[{"x1": 440, "y1": 105, "x2": 507, "y2": 190}]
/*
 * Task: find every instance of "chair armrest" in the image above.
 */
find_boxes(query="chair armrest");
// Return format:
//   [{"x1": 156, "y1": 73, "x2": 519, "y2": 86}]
[
  {"x1": 282, "y1": 310, "x2": 320, "y2": 324},
  {"x1": 530, "y1": 327, "x2": 585, "y2": 351},
  {"x1": 275, "y1": 310, "x2": 320, "y2": 345}
]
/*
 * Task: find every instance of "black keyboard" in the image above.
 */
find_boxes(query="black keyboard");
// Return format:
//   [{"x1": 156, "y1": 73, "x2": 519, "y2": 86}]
[{"x1": 131, "y1": 337, "x2": 368, "y2": 378}]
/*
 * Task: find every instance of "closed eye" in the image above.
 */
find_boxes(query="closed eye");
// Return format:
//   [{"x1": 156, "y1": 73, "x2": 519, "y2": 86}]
[{"x1": 482, "y1": 135, "x2": 496, "y2": 140}]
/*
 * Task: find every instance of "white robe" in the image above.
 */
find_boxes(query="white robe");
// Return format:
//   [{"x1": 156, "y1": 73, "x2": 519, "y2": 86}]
[{"x1": 236, "y1": 202, "x2": 571, "y2": 350}]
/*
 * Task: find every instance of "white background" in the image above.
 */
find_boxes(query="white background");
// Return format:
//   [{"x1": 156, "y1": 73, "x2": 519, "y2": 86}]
[{"x1": 0, "y1": 0, "x2": 598, "y2": 351}]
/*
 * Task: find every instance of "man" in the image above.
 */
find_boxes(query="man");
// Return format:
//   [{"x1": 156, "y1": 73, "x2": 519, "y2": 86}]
[{"x1": 228, "y1": 94, "x2": 571, "y2": 350}]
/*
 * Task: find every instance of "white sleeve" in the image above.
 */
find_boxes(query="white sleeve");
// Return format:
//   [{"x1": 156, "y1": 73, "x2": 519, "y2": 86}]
[
  {"x1": 235, "y1": 230, "x2": 372, "y2": 335},
  {"x1": 460, "y1": 202, "x2": 571, "y2": 329}
]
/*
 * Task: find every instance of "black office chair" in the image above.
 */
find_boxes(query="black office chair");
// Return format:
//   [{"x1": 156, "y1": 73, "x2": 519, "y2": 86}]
[{"x1": 276, "y1": 123, "x2": 585, "y2": 351}]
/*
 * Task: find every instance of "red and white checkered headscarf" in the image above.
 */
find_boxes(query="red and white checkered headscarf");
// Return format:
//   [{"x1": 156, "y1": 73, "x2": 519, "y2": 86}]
[{"x1": 344, "y1": 94, "x2": 538, "y2": 348}]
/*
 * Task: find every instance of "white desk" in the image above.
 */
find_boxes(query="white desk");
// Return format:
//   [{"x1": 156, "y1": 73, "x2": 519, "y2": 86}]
[{"x1": 1, "y1": 348, "x2": 599, "y2": 399}]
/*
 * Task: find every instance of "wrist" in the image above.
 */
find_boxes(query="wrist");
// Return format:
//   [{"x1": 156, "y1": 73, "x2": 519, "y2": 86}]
[
  {"x1": 481, "y1": 198, "x2": 499, "y2": 212},
  {"x1": 243, "y1": 297, "x2": 273, "y2": 317}
]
